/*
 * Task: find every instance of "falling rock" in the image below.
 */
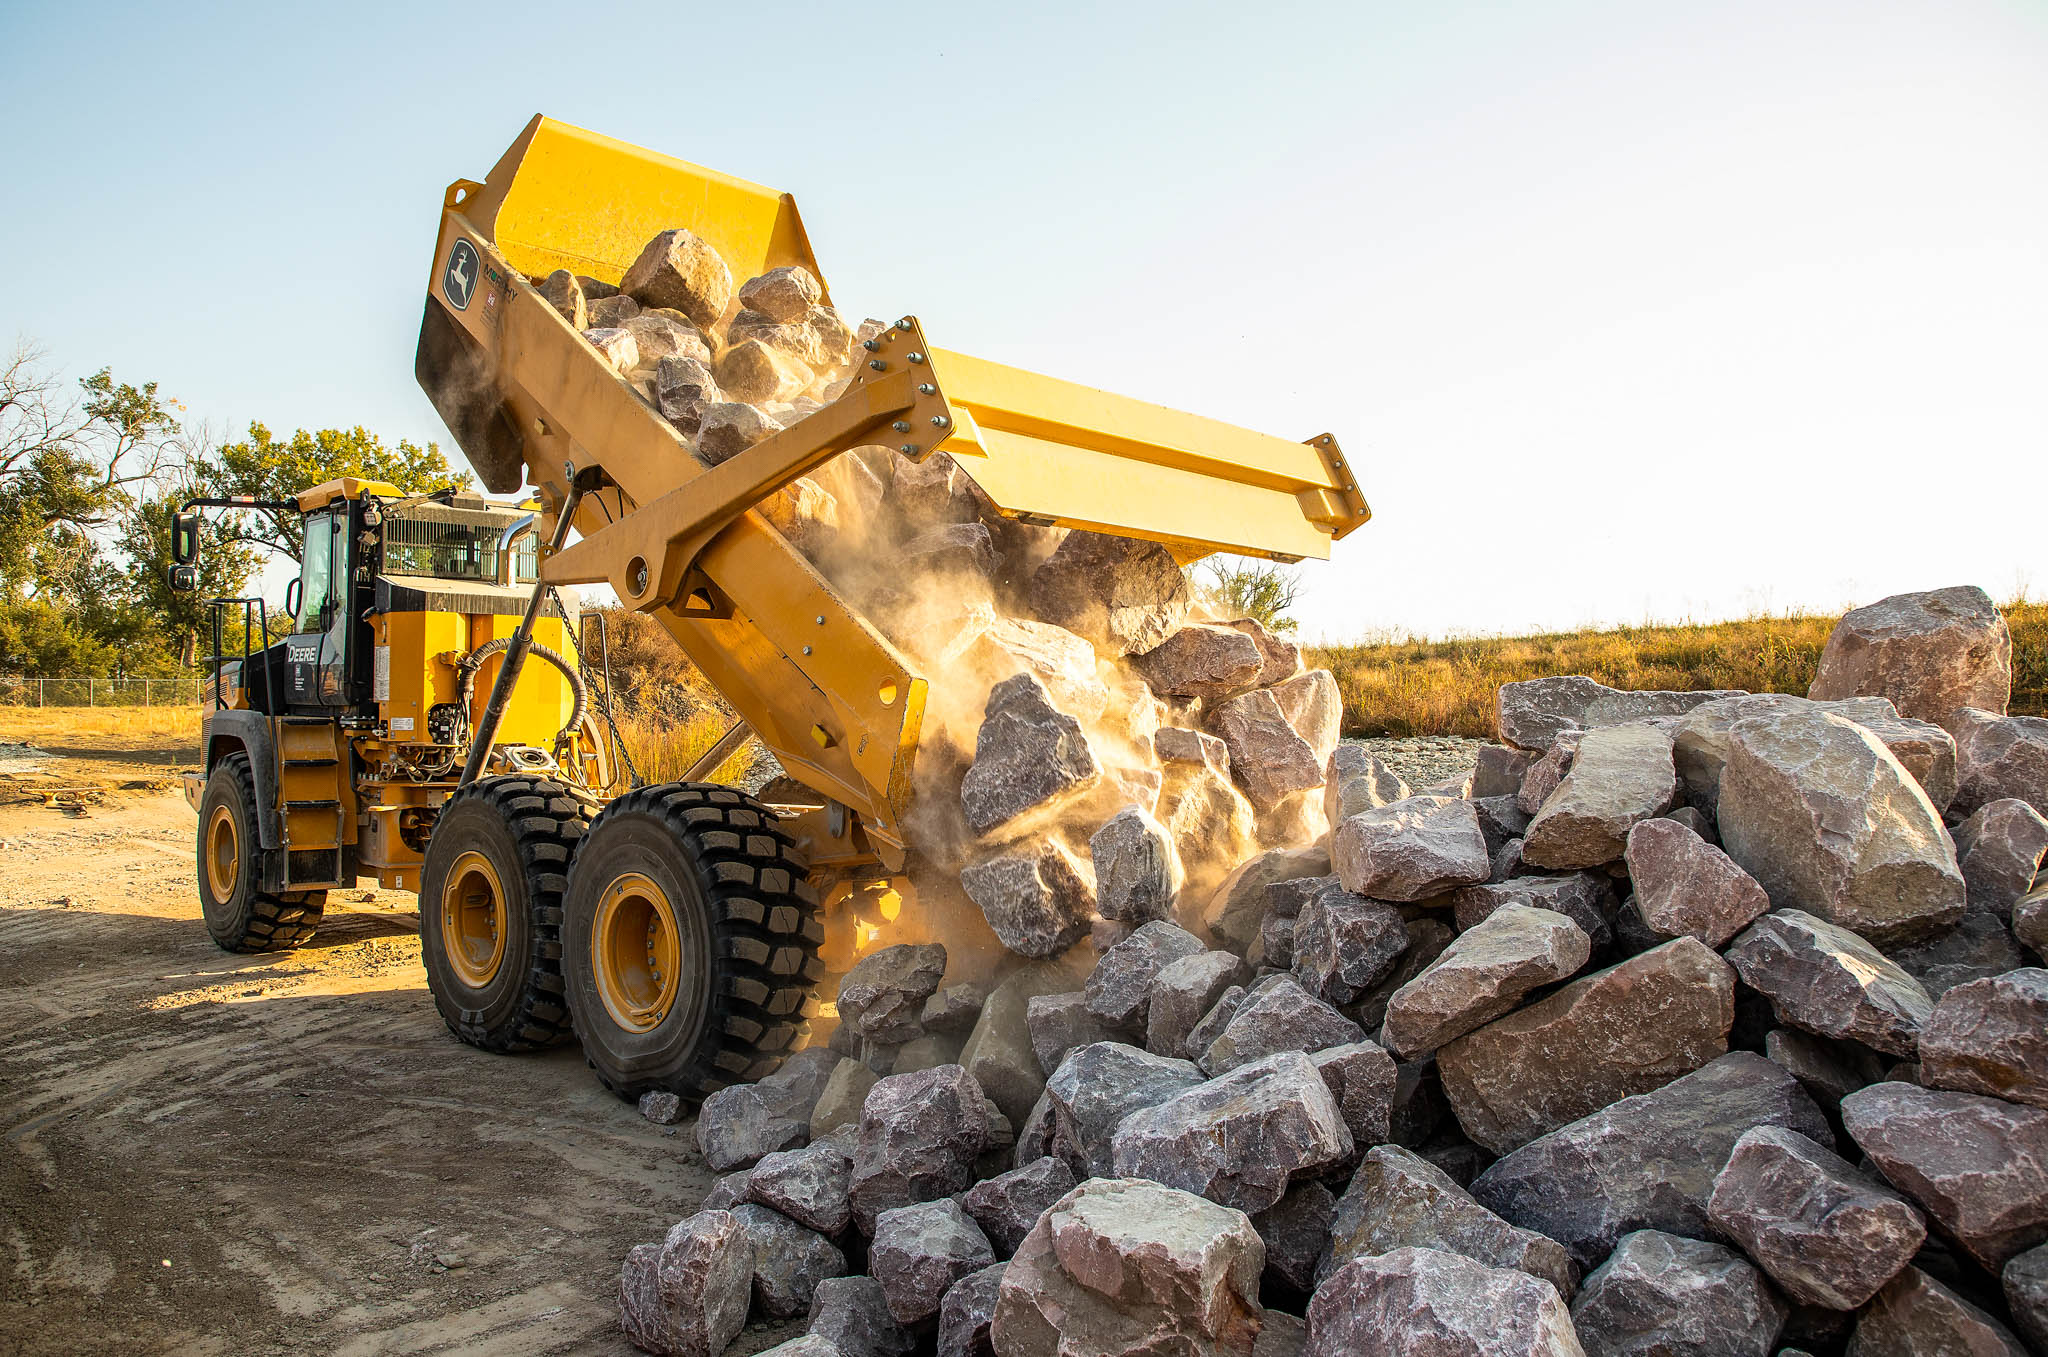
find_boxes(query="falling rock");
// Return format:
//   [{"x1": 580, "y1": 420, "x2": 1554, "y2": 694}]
[
  {"x1": 1624, "y1": 816, "x2": 1772, "y2": 947},
  {"x1": 618, "y1": 1210, "x2": 754, "y2": 1357},
  {"x1": 1203, "y1": 976, "x2": 1367, "y2": 1074},
  {"x1": 1135, "y1": 623, "x2": 1267, "y2": 701},
  {"x1": 958, "y1": 956, "x2": 1093, "y2": 1125},
  {"x1": 1220, "y1": 616, "x2": 1302, "y2": 685},
  {"x1": 1089, "y1": 806, "x2": 1186, "y2": 925},
  {"x1": 1954, "y1": 799, "x2": 2048, "y2": 919},
  {"x1": 900, "y1": 522, "x2": 998, "y2": 583},
  {"x1": 622, "y1": 227, "x2": 733, "y2": 329},
  {"x1": 1212, "y1": 688, "x2": 1326, "y2": 812},
  {"x1": 737, "y1": 265, "x2": 822, "y2": 323},
  {"x1": 1272, "y1": 670, "x2": 1344, "y2": 767},
  {"x1": 730, "y1": 1203, "x2": 847, "y2": 1319},
  {"x1": 1523, "y1": 724, "x2": 1680, "y2": 870},
  {"x1": 1326, "y1": 744, "x2": 1413, "y2": 824},
  {"x1": 960, "y1": 842, "x2": 1095, "y2": 960},
  {"x1": 1045, "y1": 1041, "x2": 1204, "y2": 1177},
  {"x1": 838, "y1": 943, "x2": 949, "y2": 1045},
  {"x1": 807, "y1": 1275, "x2": 914, "y2": 1357},
  {"x1": 1323, "y1": 1144, "x2": 1579, "y2": 1299},
  {"x1": 960, "y1": 674, "x2": 1101, "y2": 838},
  {"x1": 538, "y1": 268, "x2": 587, "y2": 328},
  {"x1": 696, "y1": 1083, "x2": 808, "y2": 1173},
  {"x1": 1310, "y1": 1040, "x2": 1399, "y2": 1149},
  {"x1": 848, "y1": 1064, "x2": 994, "y2": 1232},
  {"x1": 1840, "y1": 1080, "x2": 2048, "y2": 1271},
  {"x1": 1918, "y1": 968, "x2": 2048, "y2": 1109},
  {"x1": 1808, "y1": 586, "x2": 2013, "y2": 725},
  {"x1": 1568, "y1": 1230, "x2": 1785, "y2": 1357},
  {"x1": 1157, "y1": 725, "x2": 1233, "y2": 778},
  {"x1": 953, "y1": 616, "x2": 1110, "y2": 724},
  {"x1": 1949, "y1": 707, "x2": 2048, "y2": 820},
  {"x1": 810, "y1": 1058, "x2": 880, "y2": 1139},
  {"x1": 2006, "y1": 1244, "x2": 2048, "y2": 1353},
  {"x1": 1026, "y1": 530, "x2": 1192, "y2": 658},
  {"x1": 870, "y1": 1198, "x2": 997, "y2": 1326},
  {"x1": 1718, "y1": 706, "x2": 1965, "y2": 947},
  {"x1": 694, "y1": 400, "x2": 784, "y2": 465},
  {"x1": 963, "y1": 1155, "x2": 1078, "y2": 1257},
  {"x1": 1705, "y1": 1124, "x2": 1925, "y2": 1310},
  {"x1": 1158, "y1": 764, "x2": 1262, "y2": 895},
  {"x1": 1112, "y1": 1049, "x2": 1355, "y2": 1213},
  {"x1": 1849, "y1": 1266, "x2": 2029, "y2": 1357},
  {"x1": 1204, "y1": 845, "x2": 1332, "y2": 955},
  {"x1": 1027, "y1": 992, "x2": 1122, "y2": 1077},
  {"x1": 1497, "y1": 674, "x2": 1743, "y2": 752},
  {"x1": 1725, "y1": 910, "x2": 1933, "y2": 1058},
  {"x1": 1333, "y1": 796, "x2": 1493, "y2": 902},
  {"x1": 1085, "y1": 921, "x2": 1206, "y2": 1029},
  {"x1": 937, "y1": 1262, "x2": 1007, "y2": 1357},
  {"x1": 746, "y1": 1138, "x2": 855, "y2": 1236},
  {"x1": 1291, "y1": 885, "x2": 1409, "y2": 1006},
  {"x1": 991, "y1": 1178, "x2": 1264, "y2": 1357},
  {"x1": 1150, "y1": 950, "x2": 1254, "y2": 1059},
  {"x1": 1384, "y1": 904, "x2": 1591, "y2": 1059},
  {"x1": 1452, "y1": 873, "x2": 1615, "y2": 951},
  {"x1": 1305, "y1": 1247, "x2": 1585, "y2": 1357},
  {"x1": 1471, "y1": 1052, "x2": 1835, "y2": 1270},
  {"x1": 1438, "y1": 937, "x2": 1735, "y2": 1152}
]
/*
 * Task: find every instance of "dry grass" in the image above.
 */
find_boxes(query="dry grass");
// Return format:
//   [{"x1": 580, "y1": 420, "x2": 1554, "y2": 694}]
[
  {"x1": 0, "y1": 704, "x2": 201, "y2": 750},
  {"x1": 608, "y1": 707, "x2": 756, "y2": 786},
  {"x1": 1310, "y1": 601, "x2": 2048, "y2": 739}
]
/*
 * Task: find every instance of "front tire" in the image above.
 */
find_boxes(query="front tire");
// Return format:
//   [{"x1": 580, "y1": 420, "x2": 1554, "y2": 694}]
[
  {"x1": 562, "y1": 783, "x2": 824, "y2": 1103},
  {"x1": 196, "y1": 754, "x2": 325, "y2": 952},
  {"x1": 419, "y1": 776, "x2": 590, "y2": 1052}
]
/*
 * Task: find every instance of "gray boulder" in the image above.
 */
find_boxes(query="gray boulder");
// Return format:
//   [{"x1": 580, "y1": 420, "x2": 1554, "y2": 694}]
[
  {"x1": 1149, "y1": 950, "x2": 1253, "y2": 1059},
  {"x1": 1849, "y1": 1266, "x2": 2029, "y2": 1356},
  {"x1": 1471, "y1": 1052, "x2": 1834, "y2": 1270},
  {"x1": 1310, "y1": 1040, "x2": 1399, "y2": 1150},
  {"x1": 1950, "y1": 707, "x2": 2048, "y2": 819},
  {"x1": 838, "y1": 943, "x2": 948, "y2": 1044},
  {"x1": 1705, "y1": 1125, "x2": 1925, "y2": 1310},
  {"x1": 1675, "y1": 693, "x2": 1901, "y2": 815},
  {"x1": 1027, "y1": 530, "x2": 1192, "y2": 658},
  {"x1": 1044, "y1": 1041, "x2": 1204, "y2": 1176},
  {"x1": 1496, "y1": 674, "x2": 1741, "y2": 751},
  {"x1": 870, "y1": 1198, "x2": 996, "y2": 1325},
  {"x1": 1089, "y1": 805, "x2": 1185, "y2": 924},
  {"x1": 1112, "y1": 1049, "x2": 1356, "y2": 1213},
  {"x1": 937, "y1": 1262, "x2": 1007, "y2": 1357},
  {"x1": 2021, "y1": 888, "x2": 2048, "y2": 958},
  {"x1": 960, "y1": 674, "x2": 1101, "y2": 837},
  {"x1": 1135, "y1": 623, "x2": 1267, "y2": 701},
  {"x1": 991, "y1": 1178, "x2": 1264, "y2": 1357},
  {"x1": 1517, "y1": 733, "x2": 1583, "y2": 816},
  {"x1": 622, "y1": 227, "x2": 733, "y2": 328},
  {"x1": 1724, "y1": 910, "x2": 1933, "y2": 1058},
  {"x1": 1954, "y1": 799, "x2": 2048, "y2": 919},
  {"x1": 1523, "y1": 723, "x2": 1680, "y2": 870},
  {"x1": 1474, "y1": 745, "x2": 1541, "y2": 799},
  {"x1": 1291, "y1": 885, "x2": 1409, "y2": 1006},
  {"x1": 617, "y1": 1210, "x2": 753, "y2": 1357},
  {"x1": 696, "y1": 1082, "x2": 808, "y2": 1173},
  {"x1": 1027, "y1": 992, "x2": 1121, "y2": 1077},
  {"x1": 1451, "y1": 873, "x2": 1615, "y2": 951},
  {"x1": 1212, "y1": 687, "x2": 1326, "y2": 812},
  {"x1": 1840, "y1": 1081, "x2": 2048, "y2": 1270},
  {"x1": 848, "y1": 1064, "x2": 994, "y2": 1232},
  {"x1": 1438, "y1": 938, "x2": 1736, "y2": 1154},
  {"x1": 731, "y1": 1203, "x2": 847, "y2": 1319},
  {"x1": 1305, "y1": 1247, "x2": 1585, "y2": 1357},
  {"x1": 1157, "y1": 724, "x2": 1233, "y2": 777},
  {"x1": 1203, "y1": 976, "x2": 1366, "y2": 1074},
  {"x1": 1086, "y1": 920, "x2": 1206, "y2": 1028},
  {"x1": 957, "y1": 955, "x2": 1094, "y2": 1125},
  {"x1": 2005, "y1": 1243, "x2": 2048, "y2": 1354},
  {"x1": 1807, "y1": 585, "x2": 2013, "y2": 725},
  {"x1": 807, "y1": 1275, "x2": 913, "y2": 1357},
  {"x1": 922, "y1": 983, "x2": 988, "y2": 1036},
  {"x1": 1326, "y1": 743, "x2": 1413, "y2": 824},
  {"x1": 1762, "y1": 1028, "x2": 1886, "y2": 1115},
  {"x1": 1253, "y1": 1182, "x2": 1336, "y2": 1294},
  {"x1": 1917, "y1": 967, "x2": 2048, "y2": 1110},
  {"x1": 1332, "y1": 796, "x2": 1493, "y2": 902},
  {"x1": 1717, "y1": 706, "x2": 1965, "y2": 946},
  {"x1": 1384, "y1": 904, "x2": 1591, "y2": 1059},
  {"x1": 960, "y1": 842, "x2": 1095, "y2": 960},
  {"x1": 746, "y1": 1138, "x2": 854, "y2": 1235},
  {"x1": 962, "y1": 1154, "x2": 1078, "y2": 1256},
  {"x1": 1623, "y1": 817, "x2": 1771, "y2": 947},
  {"x1": 1887, "y1": 911, "x2": 2026, "y2": 998},
  {"x1": 1568, "y1": 1230, "x2": 1784, "y2": 1357}
]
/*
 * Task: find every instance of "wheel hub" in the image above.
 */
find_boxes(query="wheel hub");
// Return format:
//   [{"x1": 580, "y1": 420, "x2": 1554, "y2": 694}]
[
  {"x1": 441, "y1": 850, "x2": 508, "y2": 988},
  {"x1": 204, "y1": 805, "x2": 239, "y2": 900},
  {"x1": 592, "y1": 872, "x2": 682, "y2": 1033}
]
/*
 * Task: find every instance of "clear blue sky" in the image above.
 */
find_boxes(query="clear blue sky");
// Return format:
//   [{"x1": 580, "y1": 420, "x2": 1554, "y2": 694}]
[{"x1": 4, "y1": 0, "x2": 2044, "y2": 638}]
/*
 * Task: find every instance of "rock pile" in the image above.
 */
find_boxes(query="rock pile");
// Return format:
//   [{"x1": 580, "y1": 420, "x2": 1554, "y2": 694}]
[{"x1": 613, "y1": 432, "x2": 2047, "y2": 1349}]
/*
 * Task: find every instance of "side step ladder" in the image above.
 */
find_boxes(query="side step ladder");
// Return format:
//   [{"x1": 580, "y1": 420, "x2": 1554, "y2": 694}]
[{"x1": 272, "y1": 715, "x2": 350, "y2": 890}]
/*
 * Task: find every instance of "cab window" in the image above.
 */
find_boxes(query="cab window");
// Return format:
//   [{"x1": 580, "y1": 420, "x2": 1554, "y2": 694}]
[{"x1": 297, "y1": 510, "x2": 344, "y2": 631}]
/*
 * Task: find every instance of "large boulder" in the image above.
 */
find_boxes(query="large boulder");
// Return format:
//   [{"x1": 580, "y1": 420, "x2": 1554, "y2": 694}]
[
  {"x1": 838, "y1": 943, "x2": 949, "y2": 1044},
  {"x1": 1027, "y1": 531, "x2": 1192, "y2": 658},
  {"x1": 1953, "y1": 799, "x2": 2048, "y2": 919},
  {"x1": 1949, "y1": 707, "x2": 2048, "y2": 819},
  {"x1": 1309, "y1": 1041, "x2": 1400, "y2": 1150},
  {"x1": 617, "y1": 1210, "x2": 754, "y2": 1357},
  {"x1": 1322, "y1": 1145, "x2": 1578, "y2": 1299},
  {"x1": 1044, "y1": 1041, "x2": 1204, "y2": 1177},
  {"x1": 1135, "y1": 623, "x2": 1267, "y2": 701},
  {"x1": 1705, "y1": 1125, "x2": 1925, "y2": 1310},
  {"x1": 621, "y1": 227, "x2": 733, "y2": 328},
  {"x1": 1522, "y1": 724, "x2": 1679, "y2": 870},
  {"x1": 1149, "y1": 950, "x2": 1253, "y2": 1059},
  {"x1": 1470, "y1": 1053, "x2": 1834, "y2": 1270},
  {"x1": 696, "y1": 1083, "x2": 808, "y2": 1173},
  {"x1": 869, "y1": 1198, "x2": 996, "y2": 1326},
  {"x1": 807, "y1": 1275, "x2": 914, "y2": 1357},
  {"x1": 960, "y1": 674, "x2": 1101, "y2": 838},
  {"x1": 1290, "y1": 885, "x2": 1409, "y2": 1006},
  {"x1": 1332, "y1": 796, "x2": 1492, "y2": 902},
  {"x1": 746, "y1": 1139, "x2": 854, "y2": 1235},
  {"x1": 960, "y1": 842, "x2": 1095, "y2": 959},
  {"x1": 1849, "y1": 1266, "x2": 2030, "y2": 1357},
  {"x1": 1086, "y1": 921, "x2": 1206, "y2": 1029},
  {"x1": 1383, "y1": 904, "x2": 1591, "y2": 1059},
  {"x1": 1567, "y1": 1230, "x2": 1784, "y2": 1357},
  {"x1": 1211, "y1": 688, "x2": 1326, "y2": 812},
  {"x1": 1112, "y1": 1050, "x2": 1356, "y2": 1213},
  {"x1": 1271, "y1": 670, "x2": 1343, "y2": 768},
  {"x1": 1326, "y1": 744, "x2": 1412, "y2": 824},
  {"x1": 991, "y1": 1178, "x2": 1265, "y2": 1357},
  {"x1": 958, "y1": 958, "x2": 1093, "y2": 1124},
  {"x1": 848, "y1": 1064, "x2": 994, "y2": 1231},
  {"x1": 1623, "y1": 817, "x2": 1772, "y2": 947},
  {"x1": 1917, "y1": 968, "x2": 2048, "y2": 1110},
  {"x1": 1090, "y1": 805, "x2": 1185, "y2": 925},
  {"x1": 1028, "y1": 992, "x2": 1121, "y2": 1077},
  {"x1": 1305, "y1": 1247, "x2": 1585, "y2": 1357},
  {"x1": 1724, "y1": 910, "x2": 1933, "y2": 1058},
  {"x1": 962, "y1": 1155, "x2": 1078, "y2": 1257},
  {"x1": 1201, "y1": 976, "x2": 1366, "y2": 1074},
  {"x1": 1450, "y1": 874, "x2": 1615, "y2": 951},
  {"x1": 1840, "y1": 1081, "x2": 2048, "y2": 1271},
  {"x1": 1497, "y1": 675, "x2": 1740, "y2": 751},
  {"x1": 1717, "y1": 706, "x2": 1965, "y2": 946},
  {"x1": 730, "y1": 1203, "x2": 847, "y2": 1319},
  {"x1": 2006, "y1": 1244, "x2": 2048, "y2": 1354},
  {"x1": 1438, "y1": 938, "x2": 1736, "y2": 1154},
  {"x1": 1807, "y1": 586, "x2": 2013, "y2": 725},
  {"x1": 1674, "y1": 694, "x2": 1901, "y2": 815}
]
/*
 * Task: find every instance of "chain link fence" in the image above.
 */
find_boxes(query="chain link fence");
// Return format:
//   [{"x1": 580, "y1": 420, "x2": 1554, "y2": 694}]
[{"x1": 0, "y1": 676, "x2": 205, "y2": 707}]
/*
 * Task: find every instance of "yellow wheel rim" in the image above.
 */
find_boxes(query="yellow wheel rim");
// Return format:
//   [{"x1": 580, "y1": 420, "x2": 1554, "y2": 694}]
[
  {"x1": 205, "y1": 805, "x2": 239, "y2": 901},
  {"x1": 440, "y1": 850, "x2": 508, "y2": 989},
  {"x1": 592, "y1": 872, "x2": 682, "y2": 1034}
]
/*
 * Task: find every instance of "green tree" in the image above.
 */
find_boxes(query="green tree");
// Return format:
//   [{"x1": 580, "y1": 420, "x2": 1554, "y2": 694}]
[
  {"x1": 119, "y1": 490, "x2": 264, "y2": 667},
  {"x1": 1200, "y1": 557, "x2": 1304, "y2": 635},
  {"x1": 206, "y1": 423, "x2": 467, "y2": 559}
]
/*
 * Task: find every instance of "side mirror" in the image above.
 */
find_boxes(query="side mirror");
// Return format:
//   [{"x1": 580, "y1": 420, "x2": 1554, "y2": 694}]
[
  {"x1": 170, "y1": 511, "x2": 202, "y2": 567},
  {"x1": 167, "y1": 564, "x2": 199, "y2": 593},
  {"x1": 283, "y1": 577, "x2": 303, "y2": 623}
]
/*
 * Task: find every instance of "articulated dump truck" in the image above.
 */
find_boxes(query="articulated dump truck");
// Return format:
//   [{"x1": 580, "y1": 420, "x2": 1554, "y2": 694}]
[{"x1": 187, "y1": 114, "x2": 1368, "y2": 1107}]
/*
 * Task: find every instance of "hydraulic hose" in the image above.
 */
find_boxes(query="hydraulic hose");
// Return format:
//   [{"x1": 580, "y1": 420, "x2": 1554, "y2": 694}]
[{"x1": 454, "y1": 637, "x2": 589, "y2": 742}]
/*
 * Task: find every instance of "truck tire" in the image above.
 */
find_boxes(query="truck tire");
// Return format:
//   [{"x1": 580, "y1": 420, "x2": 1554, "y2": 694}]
[
  {"x1": 196, "y1": 753, "x2": 326, "y2": 952},
  {"x1": 420, "y1": 776, "x2": 590, "y2": 1052},
  {"x1": 562, "y1": 782, "x2": 824, "y2": 1103}
]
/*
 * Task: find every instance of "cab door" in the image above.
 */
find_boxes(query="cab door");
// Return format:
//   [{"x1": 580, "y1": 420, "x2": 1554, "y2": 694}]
[{"x1": 285, "y1": 508, "x2": 352, "y2": 707}]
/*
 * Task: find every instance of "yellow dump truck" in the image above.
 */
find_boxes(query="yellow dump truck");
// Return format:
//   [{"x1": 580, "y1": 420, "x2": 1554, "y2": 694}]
[{"x1": 173, "y1": 115, "x2": 1367, "y2": 1106}]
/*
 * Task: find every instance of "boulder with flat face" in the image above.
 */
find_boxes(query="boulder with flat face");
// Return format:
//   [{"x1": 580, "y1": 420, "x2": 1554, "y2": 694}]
[
  {"x1": 1383, "y1": 904, "x2": 1591, "y2": 1059},
  {"x1": 696, "y1": 1082, "x2": 808, "y2": 1173},
  {"x1": 1305, "y1": 1247, "x2": 1585, "y2": 1357},
  {"x1": 960, "y1": 673, "x2": 1101, "y2": 838},
  {"x1": 807, "y1": 1275, "x2": 914, "y2": 1357},
  {"x1": 1523, "y1": 724, "x2": 1680, "y2": 870},
  {"x1": 2006, "y1": 1244, "x2": 2048, "y2": 1354},
  {"x1": 1085, "y1": 920, "x2": 1206, "y2": 1029},
  {"x1": 538, "y1": 268, "x2": 588, "y2": 328},
  {"x1": 960, "y1": 842, "x2": 1095, "y2": 960},
  {"x1": 1326, "y1": 743, "x2": 1412, "y2": 824},
  {"x1": 1134, "y1": 623, "x2": 1267, "y2": 701},
  {"x1": 1309, "y1": 1040, "x2": 1399, "y2": 1150},
  {"x1": 1724, "y1": 910, "x2": 1933, "y2": 1058},
  {"x1": 1333, "y1": 796, "x2": 1492, "y2": 902},
  {"x1": 937, "y1": 1263, "x2": 1007, "y2": 1357},
  {"x1": 870, "y1": 1198, "x2": 996, "y2": 1326},
  {"x1": 1211, "y1": 688, "x2": 1326, "y2": 813},
  {"x1": 1451, "y1": 873, "x2": 1615, "y2": 951},
  {"x1": 1204, "y1": 846, "x2": 1331, "y2": 954},
  {"x1": 1717, "y1": 706, "x2": 1965, "y2": 947},
  {"x1": 1953, "y1": 799, "x2": 2048, "y2": 919},
  {"x1": 1674, "y1": 693, "x2": 1900, "y2": 815},
  {"x1": 746, "y1": 1139, "x2": 854, "y2": 1236},
  {"x1": 737, "y1": 264, "x2": 822, "y2": 322},
  {"x1": 1849, "y1": 1267, "x2": 2030, "y2": 1357},
  {"x1": 1624, "y1": 817, "x2": 1772, "y2": 947},
  {"x1": 848, "y1": 1064, "x2": 994, "y2": 1232},
  {"x1": 838, "y1": 943, "x2": 949, "y2": 1045},
  {"x1": 1202, "y1": 976, "x2": 1366, "y2": 1074},
  {"x1": 962, "y1": 1155, "x2": 1077, "y2": 1258},
  {"x1": 1497, "y1": 674, "x2": 1742, "y2": 751},
  {"x1": 1149, "y1": 950, "x2": 1253, "y2": 1059},
  {"x1": 1949, "y1": 706, "x2": 2048, "y2": 819},
  {"x1": 1291, "y1": 884, "x2": 1409, "y2": 1006},
  {"x1": 1090, "y1": 805, "x2": 1185, "y2": 925},
  {"x1": 1917, "y1": 968, "x2": 2048, "y2": 1110},
  {"x1": 1027, "y1": 992, "x2": 1120, "y2": 1077},
  {"x1": 730, "y1": 1203, "x2": 847, "y2": 1319},
  {"x1": 1807, "y1": 585, "x2": 2013, "y2": 725},
  {"x1": 622, "y1": 227, "x2": 733, "y2": 329},
  {"x1": 695, "y1": 400, "x2": 784, "y2": 465},
  {"x1": 958, "y1": 957, "x2": 1093, "y2": 1125},
  {"x1": 617, "y1": 1210, "x2": 754, "y2": 1357},
  {"x1": 1027, "y1": 530, "x2": 1192, "y2": 658},
  {"x1": 991, "y1": 1178, "x2": 1265, "y2": 1357},
  {"x1": 1044, "y1": 1041, "x2": 1204, "y2": 1177},
  {"x1": 1438, "y1": 937, "x2": 1736, "y2": 1154},
  {"x1": 1271, "y1": 670, "x2": 1343, "y2": 768},
  {"x1": 1567, "y1": 1230, "x2": 1784, "y2": 1357},
  {"x1": 1474, "y1": 745, "x2": 1541, "y2": 799}
]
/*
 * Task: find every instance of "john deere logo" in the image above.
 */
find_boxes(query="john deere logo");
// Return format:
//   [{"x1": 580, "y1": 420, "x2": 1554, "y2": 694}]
[{"x1": 444, "y1": 239, "x2": 480, "y2": 310}]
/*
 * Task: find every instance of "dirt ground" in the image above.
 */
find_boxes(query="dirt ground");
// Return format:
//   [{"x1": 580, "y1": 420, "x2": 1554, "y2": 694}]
[{"x1": 0, "y1": 728, "x2": 806, "y2": 1356}]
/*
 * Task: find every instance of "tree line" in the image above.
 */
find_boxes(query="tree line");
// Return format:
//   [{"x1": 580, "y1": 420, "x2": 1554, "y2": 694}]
[{"x1": 0, "y1": 343, "x2": 465, "y2": 678}]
